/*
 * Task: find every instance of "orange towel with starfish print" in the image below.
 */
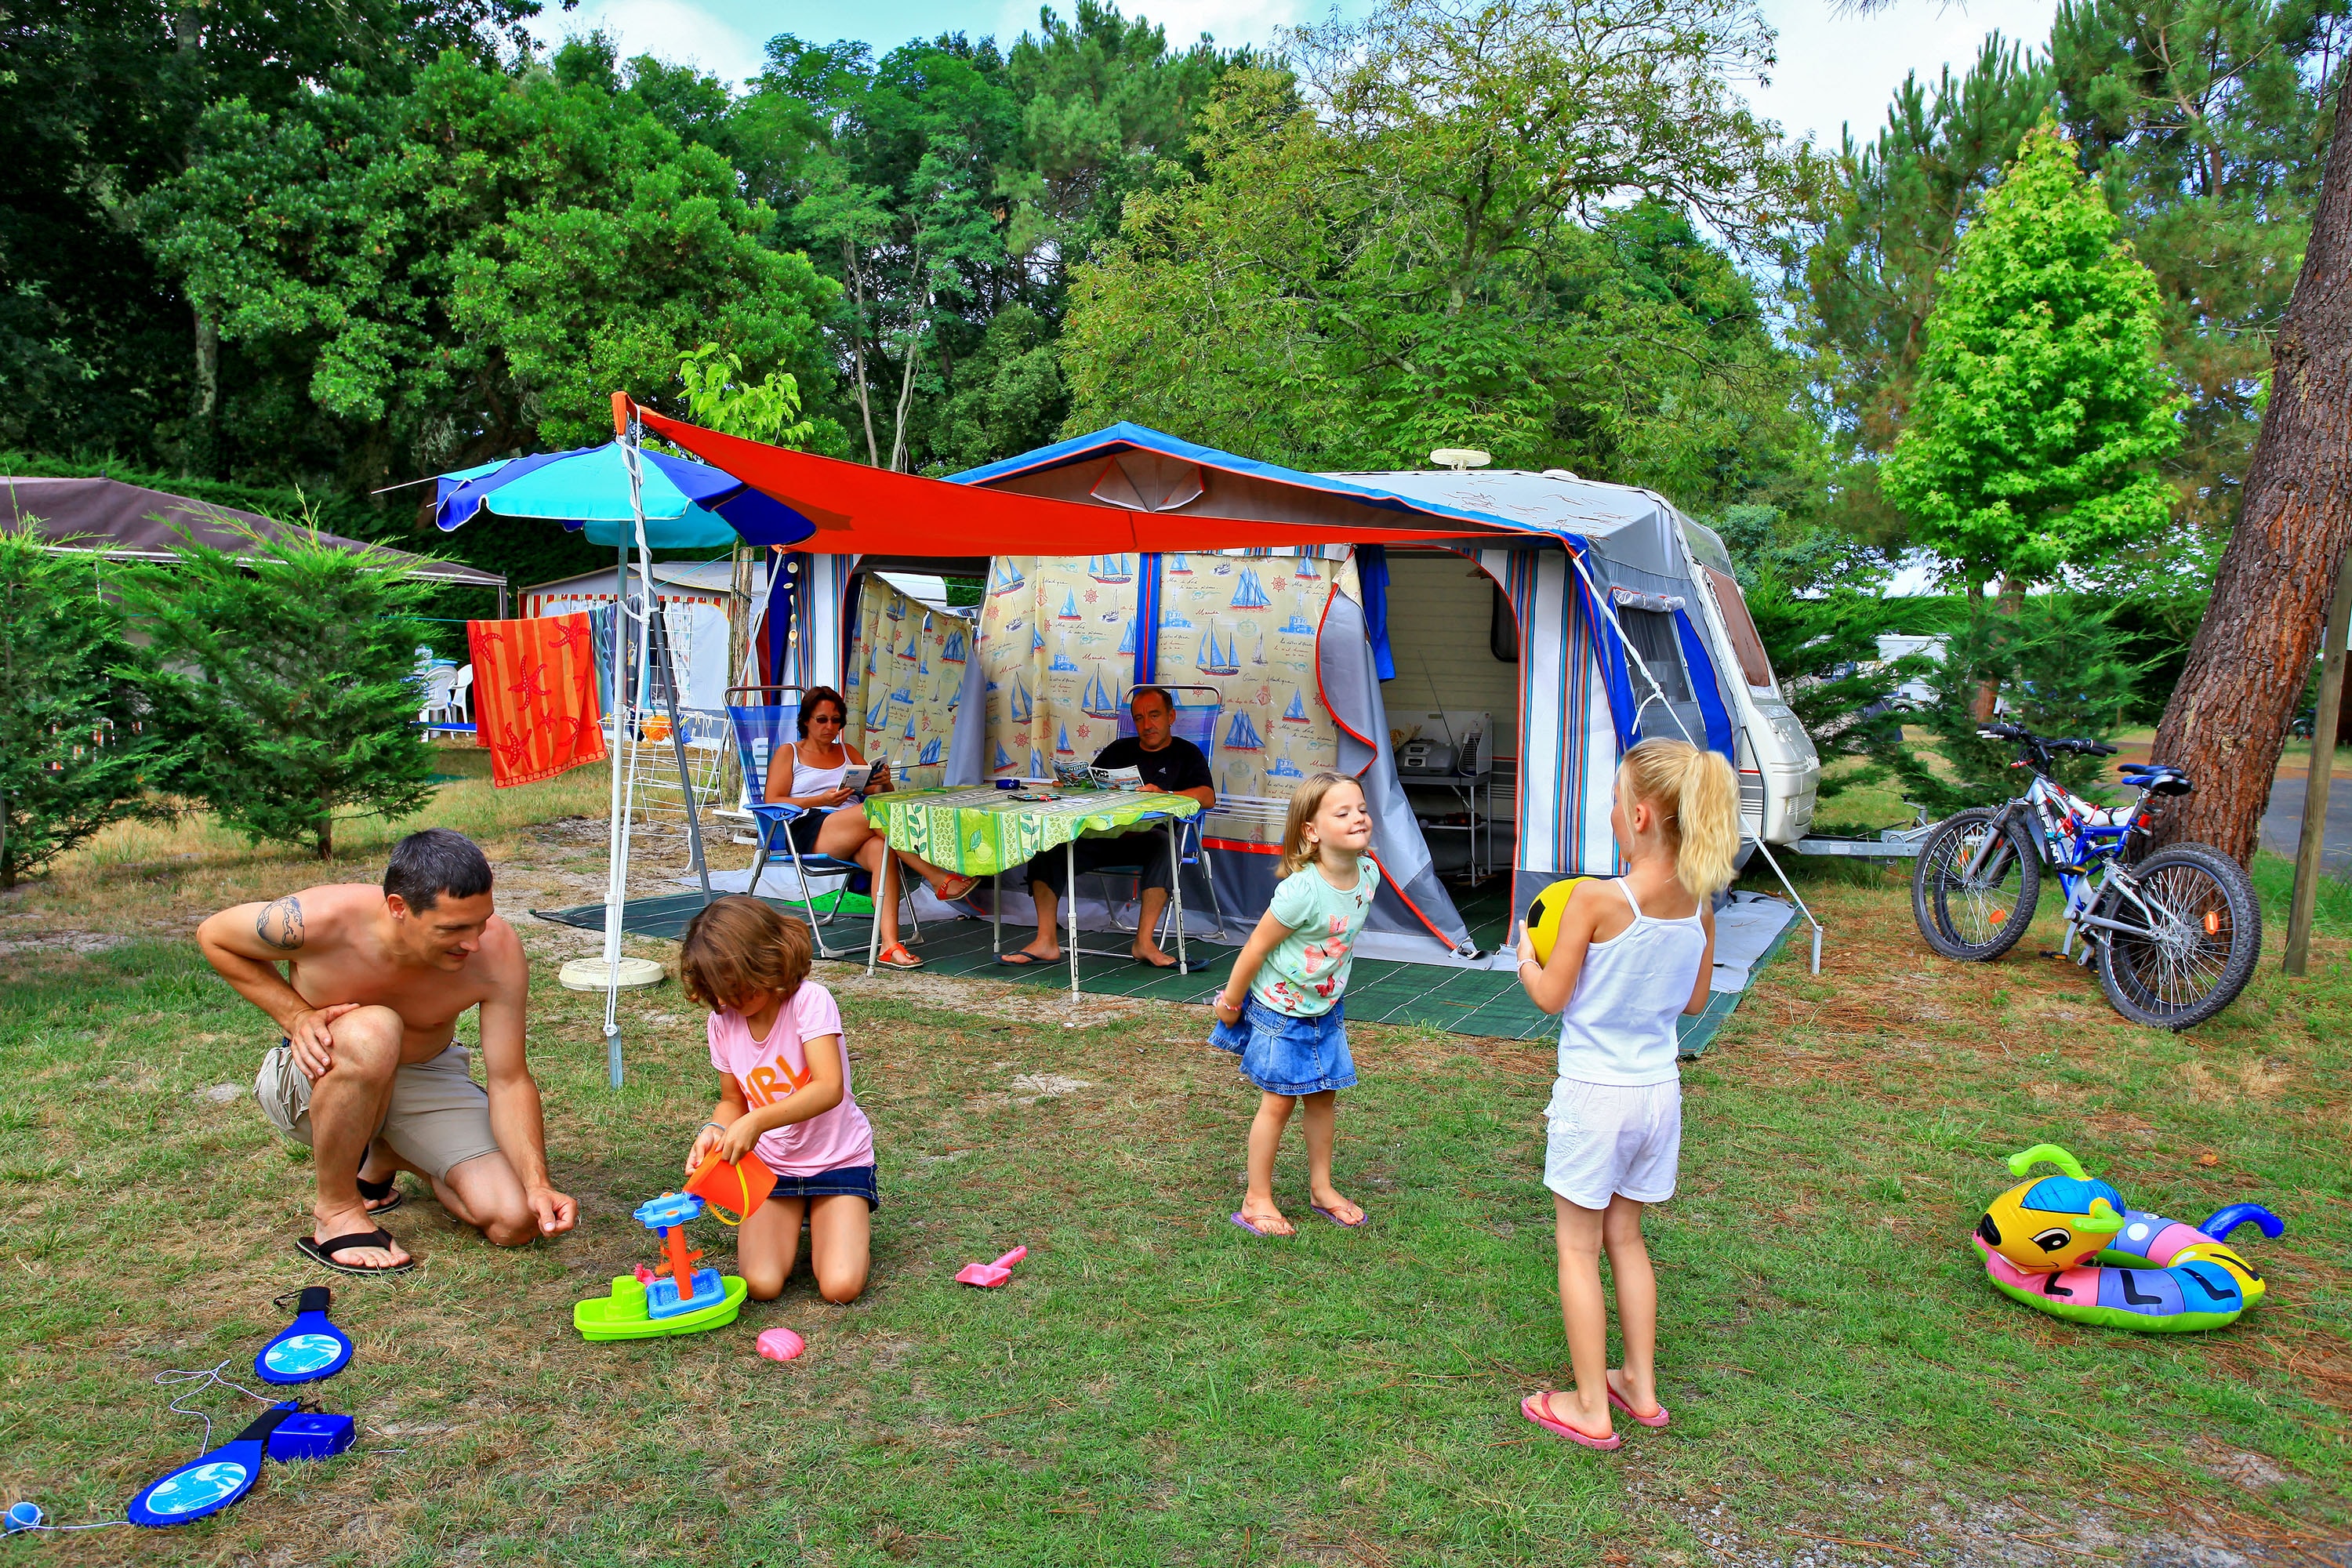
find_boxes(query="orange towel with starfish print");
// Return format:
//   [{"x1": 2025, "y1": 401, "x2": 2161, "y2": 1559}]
[{"x1": 466, "y1": 613, "x2": 608, "y2": 788}]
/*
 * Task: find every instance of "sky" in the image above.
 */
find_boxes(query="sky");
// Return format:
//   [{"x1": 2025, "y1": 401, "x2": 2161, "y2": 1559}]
[{"x1": 528, "y1": 0, "x2": 2063, "y2": 152}]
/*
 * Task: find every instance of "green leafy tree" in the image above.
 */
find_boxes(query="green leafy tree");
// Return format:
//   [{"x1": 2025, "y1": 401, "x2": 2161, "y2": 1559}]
[
  {"x1": 0, "y1": 528, "x2": 175, "y2": 887},
  {"x1": 1891, "y1": 595, "x2": 2141, "y2": 814},
  {"x1": 1802, "y1": 37, "x2": 2055, "y2": 546},
  {"x1": 0, "y1": 0, "x2": 541, "y2": 470},
  {"x1": 141, "y1": 38, "x2": 840, "y2": 492},
  {"x1": 118, "y1": 524, "x2": 438, "y2": 859},
  {"x1": 1061, "y1": 0, "x2": 1816, "y2": 506},
  {"x1": 678, "y1": 343, "x2": 817, "y2": 446},
  {"x1": 1880, "y1": 124, "x2": 2182, "y2": 604}
]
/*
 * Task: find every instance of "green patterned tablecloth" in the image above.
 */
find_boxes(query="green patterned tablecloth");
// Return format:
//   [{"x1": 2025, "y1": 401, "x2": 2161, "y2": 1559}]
[{"x1": 860, "y1": 786, "x2": 1200, "y2": 878}]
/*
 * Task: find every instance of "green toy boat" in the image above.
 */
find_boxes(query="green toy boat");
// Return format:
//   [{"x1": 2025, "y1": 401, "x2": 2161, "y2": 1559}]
[{"x1": 574, "y1": 1273, "x2": 748, "y2": 1341}]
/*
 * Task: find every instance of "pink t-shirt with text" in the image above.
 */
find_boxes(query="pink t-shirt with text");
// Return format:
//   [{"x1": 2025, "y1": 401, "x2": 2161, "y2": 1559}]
[{"x1": 705, "y1": 980, "x2": 874, "y2": 1177}]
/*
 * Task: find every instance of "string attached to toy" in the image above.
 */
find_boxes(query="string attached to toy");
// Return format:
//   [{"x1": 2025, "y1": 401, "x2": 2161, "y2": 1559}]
[{"x1": 6, "y1": 1362, "x2": 279, "y2": 1535}]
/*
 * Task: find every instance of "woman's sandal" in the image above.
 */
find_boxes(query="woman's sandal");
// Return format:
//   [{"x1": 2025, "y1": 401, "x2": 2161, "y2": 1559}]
[
  {"x1": 1520, "y1": 1392, "x2": 1621, "y2": 1450},
  {"x1": 876, "y1": 941, "x2": 924, "y2": 970},
  {"x1": 934, "y1": 874, "x2": 978, "y2": 903}
]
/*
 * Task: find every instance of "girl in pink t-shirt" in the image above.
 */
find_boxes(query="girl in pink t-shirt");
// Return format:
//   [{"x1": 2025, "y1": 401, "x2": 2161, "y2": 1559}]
[{"x1": 680, "y1": 896, "x2": 876, "y2": 1304}]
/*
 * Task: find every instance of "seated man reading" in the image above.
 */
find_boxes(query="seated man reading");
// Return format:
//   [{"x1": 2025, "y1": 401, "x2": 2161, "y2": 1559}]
[
  {"x1": 195, "y1": 829, "x2": 579, "y2": 1275},
  {"x1": 1002, "y1": 686, "x2": 1215, "y2": 971}
]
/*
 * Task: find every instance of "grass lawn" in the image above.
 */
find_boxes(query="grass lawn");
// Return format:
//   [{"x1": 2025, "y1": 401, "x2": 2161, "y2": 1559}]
[{"x1": 1, "y1": 771, "x2": 2347, "y2": 1565}]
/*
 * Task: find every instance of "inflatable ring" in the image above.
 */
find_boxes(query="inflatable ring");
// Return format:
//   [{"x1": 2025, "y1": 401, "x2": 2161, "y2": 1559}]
[
  {"x1": 1973, "y1": 1144, "x2": 2284, "y2": 1333},
  {"x1": 1523, "y1": 877, "x2": 1593, "y2": 967}
]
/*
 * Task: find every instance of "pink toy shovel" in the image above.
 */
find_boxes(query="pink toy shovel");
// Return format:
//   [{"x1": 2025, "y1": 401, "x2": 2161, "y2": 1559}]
[{"x1": 955, "y1": 1246, "x2": 1027, "y2": 1288}]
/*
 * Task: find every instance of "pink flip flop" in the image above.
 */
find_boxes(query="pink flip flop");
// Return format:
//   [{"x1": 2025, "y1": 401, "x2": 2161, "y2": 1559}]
[
  {"x1": 1520, "y1": 1392, "x2": 1621, "y2": 1450},
  {"x1": 1606, "y1": 1385, "x2": 1670, "y2": 1429}
]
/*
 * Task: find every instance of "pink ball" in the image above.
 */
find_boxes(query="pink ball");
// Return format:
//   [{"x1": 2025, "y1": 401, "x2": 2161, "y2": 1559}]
[{"x1": 756, "y1": 1327, "x2": 805, "y2": 1363}]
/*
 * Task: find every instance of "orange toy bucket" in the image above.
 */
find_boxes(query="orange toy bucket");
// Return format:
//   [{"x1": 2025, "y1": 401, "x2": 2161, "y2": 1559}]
[{"x1": 686, "y1": 1152, "x2": 775, "y2": 1223}]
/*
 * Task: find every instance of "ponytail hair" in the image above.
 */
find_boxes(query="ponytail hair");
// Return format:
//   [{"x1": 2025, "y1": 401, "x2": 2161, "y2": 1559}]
[{"x1": 1618, "y1": 738, "x2": 1740, "y2": 898}]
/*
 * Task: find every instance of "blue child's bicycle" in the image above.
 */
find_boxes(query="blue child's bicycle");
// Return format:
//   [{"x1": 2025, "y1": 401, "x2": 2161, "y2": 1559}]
[{"x1": 1911, "y1": 724, "x2": 2261, "y2": 1030}]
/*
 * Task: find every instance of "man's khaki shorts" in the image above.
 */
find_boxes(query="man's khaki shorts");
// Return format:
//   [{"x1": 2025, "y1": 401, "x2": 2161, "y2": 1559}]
[{"x1": 254, "y1": 1040, "x2": 501, "y2": 1183}]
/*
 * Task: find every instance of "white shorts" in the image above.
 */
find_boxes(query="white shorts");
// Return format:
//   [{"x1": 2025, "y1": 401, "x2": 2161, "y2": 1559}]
[{"x1": 1542, "y1": 1077, "x2": 1681, "y2": 1210}]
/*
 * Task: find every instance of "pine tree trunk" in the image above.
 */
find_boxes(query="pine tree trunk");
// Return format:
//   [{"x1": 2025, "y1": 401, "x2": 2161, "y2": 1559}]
[{"x1": 2149, "y1": 82, "x2": 2352, "y2": 864}]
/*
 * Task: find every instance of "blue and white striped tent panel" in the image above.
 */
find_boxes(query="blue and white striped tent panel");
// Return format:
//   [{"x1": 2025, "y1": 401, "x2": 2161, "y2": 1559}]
[{"x1": 1477, "y1": 547, "x2": 1619, "y2": 880}]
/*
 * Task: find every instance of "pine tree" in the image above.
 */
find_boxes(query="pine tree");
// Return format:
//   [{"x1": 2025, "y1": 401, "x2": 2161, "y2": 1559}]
[
  {"x1": 117, "y1": 521, "x2": 437, "y2": 859},
  {"x1": 1881, "y1": 122, "x2": 2183, "y2": 597},
  {"x1": 0, "y1": 529, "x2": 174, "y2": 887}
]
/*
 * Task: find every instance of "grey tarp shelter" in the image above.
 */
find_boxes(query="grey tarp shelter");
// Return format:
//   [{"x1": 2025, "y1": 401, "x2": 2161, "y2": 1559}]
[{"x1": 4, "y1": 477, "x2": 508, "y2": 608}]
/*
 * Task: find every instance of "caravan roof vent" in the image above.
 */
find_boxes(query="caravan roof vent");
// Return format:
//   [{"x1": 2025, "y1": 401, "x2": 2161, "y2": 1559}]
[
  {"x1": 1429, "y1": 448, "x2": 1490, "y2": 470},
  {"x1": 1542, "y1": 467, "x2": 1581, "y2": 481}
]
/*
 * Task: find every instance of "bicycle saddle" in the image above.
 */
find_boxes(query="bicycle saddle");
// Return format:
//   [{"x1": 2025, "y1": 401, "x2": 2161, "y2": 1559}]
[{"x1": 2119, "y1": 763, "x2": 2193, "y2": 796}]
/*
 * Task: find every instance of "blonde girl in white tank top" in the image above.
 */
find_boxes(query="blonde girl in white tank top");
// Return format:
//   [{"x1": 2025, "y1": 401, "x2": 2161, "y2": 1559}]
[{"x1": 1510, "y1": 738, "x2": 1738, "y2": 1450}]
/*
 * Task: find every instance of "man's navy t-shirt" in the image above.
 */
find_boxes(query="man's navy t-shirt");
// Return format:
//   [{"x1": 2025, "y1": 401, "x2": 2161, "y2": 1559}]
[{"x1": 1092, "y1": 735, "x2": 1212, "y2": 795}]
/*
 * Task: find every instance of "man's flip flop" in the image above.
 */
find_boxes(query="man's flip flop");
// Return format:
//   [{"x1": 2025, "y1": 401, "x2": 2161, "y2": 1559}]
[
  {"x1": 996, "y1": 951, "x2": 1051, "y2": 966},
  {"x1": 1522, "y1": 1392, "x2": 1621, "y2": 1450},
  {"x1": 1606, "y1": 1385, "x2": 1671, "y2": 1428},
  {"x1": 1134, "y1": 954, "x2": 1196, "y2": 973},
  {"x1": 1310, "y1": 1202, "x2": 1368, "y2": 1229},
  {"x1": 297, "y1": 1229, "x2": 416, "y2": 1276},
  {"x1": 356, "y1": 1173, "x2": 405, "y2": 1216}
]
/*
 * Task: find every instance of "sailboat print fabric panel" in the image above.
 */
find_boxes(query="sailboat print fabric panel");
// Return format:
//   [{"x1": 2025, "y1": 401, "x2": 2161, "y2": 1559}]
[
  {"x1": 977, "y1": 554, "x2": 1142, "y2": 780},
  {"x1": 1163, "y1": 549, "x2": 1343, "y2": 806},
  {"x1": 844, "y1": 579, "x2": 969, "y2": 788}
]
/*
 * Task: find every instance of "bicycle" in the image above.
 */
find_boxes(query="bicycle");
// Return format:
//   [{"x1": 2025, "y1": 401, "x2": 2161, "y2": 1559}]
[{"x1": 1910, "y1": 723, "x2": 2261, "y2": 1030}]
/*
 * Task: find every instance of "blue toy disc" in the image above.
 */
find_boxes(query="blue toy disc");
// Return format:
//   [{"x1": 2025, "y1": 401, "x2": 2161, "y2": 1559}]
[
  {"x1": 139, "y1": 1462, "x2": 251, "y2": 1519},
  {"x1": 255, "y1": 1287, "x2": 352, "y2": 1385},
  {"x1": 263, "y1": 1334, "x2": 346, "y2": 1377}
]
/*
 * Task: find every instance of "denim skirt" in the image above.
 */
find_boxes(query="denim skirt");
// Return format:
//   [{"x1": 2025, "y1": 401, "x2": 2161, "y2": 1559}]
[{"x1": 1209, "y1": 994, "x2": 1357, "y2": 1096}]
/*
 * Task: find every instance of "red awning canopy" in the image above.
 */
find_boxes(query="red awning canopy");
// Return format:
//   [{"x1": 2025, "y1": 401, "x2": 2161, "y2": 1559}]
[{"x1": 629, "y1": 405, "x2": 1512, "y2": 554}]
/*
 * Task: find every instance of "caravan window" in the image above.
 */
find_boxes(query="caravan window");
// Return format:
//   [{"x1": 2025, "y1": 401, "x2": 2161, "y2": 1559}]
[
  {"x1": 1617, "y1": 608, "x2": 1690, "y2": 704},
  {"x1": 1702, "y1": 566, "x2": 1775, "y2": 690}
]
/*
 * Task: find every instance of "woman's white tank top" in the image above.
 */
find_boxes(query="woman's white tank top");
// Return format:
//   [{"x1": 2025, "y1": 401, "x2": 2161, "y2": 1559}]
[
  {"x1": 1555, "y1": 880, "x2": 1708, "y2": 1087},
  {"x1": 789, "y1": 744, "x2": 851, "y2": 800}
]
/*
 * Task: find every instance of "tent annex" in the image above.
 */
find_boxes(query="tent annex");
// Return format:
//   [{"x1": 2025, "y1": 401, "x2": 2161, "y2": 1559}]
[{"x1": 729, "y1": 423, "x2": 1820, "y2": 966}]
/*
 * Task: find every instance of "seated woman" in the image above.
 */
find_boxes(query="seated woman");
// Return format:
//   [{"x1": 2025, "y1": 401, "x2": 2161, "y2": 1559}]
[{"x1": 762, "y1": 686, "x2": 975, "y2": 970}]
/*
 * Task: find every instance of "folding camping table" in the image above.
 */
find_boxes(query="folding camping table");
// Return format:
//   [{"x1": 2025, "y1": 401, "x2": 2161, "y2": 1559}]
[{"x1": 858, "y1": 786, "x2": 1203, "y2": 998}]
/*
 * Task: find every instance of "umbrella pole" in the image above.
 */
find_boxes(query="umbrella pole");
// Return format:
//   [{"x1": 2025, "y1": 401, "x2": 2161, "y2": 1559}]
[
  {"x1": 601, "y1": 424, "x2": 662, "y2": 1090},
  {"x1": 599, "y1": 514, "x2": 631, "y2": 1090}
]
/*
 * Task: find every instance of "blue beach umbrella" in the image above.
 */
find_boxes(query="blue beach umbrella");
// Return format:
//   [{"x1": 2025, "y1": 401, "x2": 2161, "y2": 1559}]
[{"x1": 429, "y1": 441, "x2": 816, "y2": 549}]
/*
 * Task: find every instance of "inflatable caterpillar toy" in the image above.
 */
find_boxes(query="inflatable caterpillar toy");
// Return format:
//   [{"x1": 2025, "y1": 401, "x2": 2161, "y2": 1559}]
[{"x1": 1973, "y1": 1144, "x2": 2284, "y2": 1333}]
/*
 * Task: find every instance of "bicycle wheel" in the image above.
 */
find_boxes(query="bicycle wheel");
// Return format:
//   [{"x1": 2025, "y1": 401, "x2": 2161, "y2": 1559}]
[
  {"x1": 2094, "y1": 843, "x2": 2261, "y2": 1029},
  {"x1": 1911, "y1": 808, "x2": 2042, "y2": 960}
]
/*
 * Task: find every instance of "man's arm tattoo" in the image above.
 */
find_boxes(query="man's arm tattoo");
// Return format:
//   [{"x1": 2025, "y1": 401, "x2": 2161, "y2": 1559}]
[{"x1": 256, "y1": 896, "x2": 305, "y2": 950}]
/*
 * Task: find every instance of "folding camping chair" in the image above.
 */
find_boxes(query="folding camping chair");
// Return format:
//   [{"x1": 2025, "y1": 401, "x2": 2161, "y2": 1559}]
[
  {"x1": 1076, "y1": 684, "x2": 1231, "y2": 943},
  {"x1": 724, "y1": 684, "x2": 919, "y2": 961}
]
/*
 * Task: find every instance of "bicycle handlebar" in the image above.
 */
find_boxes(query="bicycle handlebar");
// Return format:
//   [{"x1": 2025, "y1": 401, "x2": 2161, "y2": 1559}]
[{"x1": 1973, "y1": 724, "x2": 2117, "y2": 760}]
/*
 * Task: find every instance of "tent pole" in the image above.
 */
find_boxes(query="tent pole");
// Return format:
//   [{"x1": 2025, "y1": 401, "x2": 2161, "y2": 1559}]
[
  {"x1": 652, "y1": 597, "x2": 714, "y2": 903},
  {"x1": 1744, "y1": 837, "x2": 1822, "y2": 975}
]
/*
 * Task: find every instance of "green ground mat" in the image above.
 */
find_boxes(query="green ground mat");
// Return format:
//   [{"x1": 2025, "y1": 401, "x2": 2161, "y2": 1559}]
[{"x1": 531, "y1": 888, "x2": 1790, "y2": 1054}]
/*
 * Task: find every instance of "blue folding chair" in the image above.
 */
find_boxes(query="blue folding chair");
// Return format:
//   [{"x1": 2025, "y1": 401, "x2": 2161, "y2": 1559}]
[
  {"x1": 1079, "y1": 684, "x2": 1230, "y2": 942},
  {"x1": 724, "y1": 684, "x2": 913, "y2": 960}
]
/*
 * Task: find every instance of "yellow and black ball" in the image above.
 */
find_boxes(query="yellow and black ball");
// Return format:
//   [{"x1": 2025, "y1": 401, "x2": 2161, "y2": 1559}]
[{"x1": 1523, "y1": 877, "x2": 1592, "y2": 966}]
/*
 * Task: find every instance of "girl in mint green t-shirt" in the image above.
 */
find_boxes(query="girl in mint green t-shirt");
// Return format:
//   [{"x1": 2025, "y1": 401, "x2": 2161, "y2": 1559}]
[{"x1": 1210, "y1": 771, "x2": 1379, "y2": 1237}]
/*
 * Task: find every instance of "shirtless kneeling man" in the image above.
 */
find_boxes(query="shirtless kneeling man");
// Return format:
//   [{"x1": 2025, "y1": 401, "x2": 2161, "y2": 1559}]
[{"x1": 197, "y1": 829, "x2": 579, "y2": 1274}]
